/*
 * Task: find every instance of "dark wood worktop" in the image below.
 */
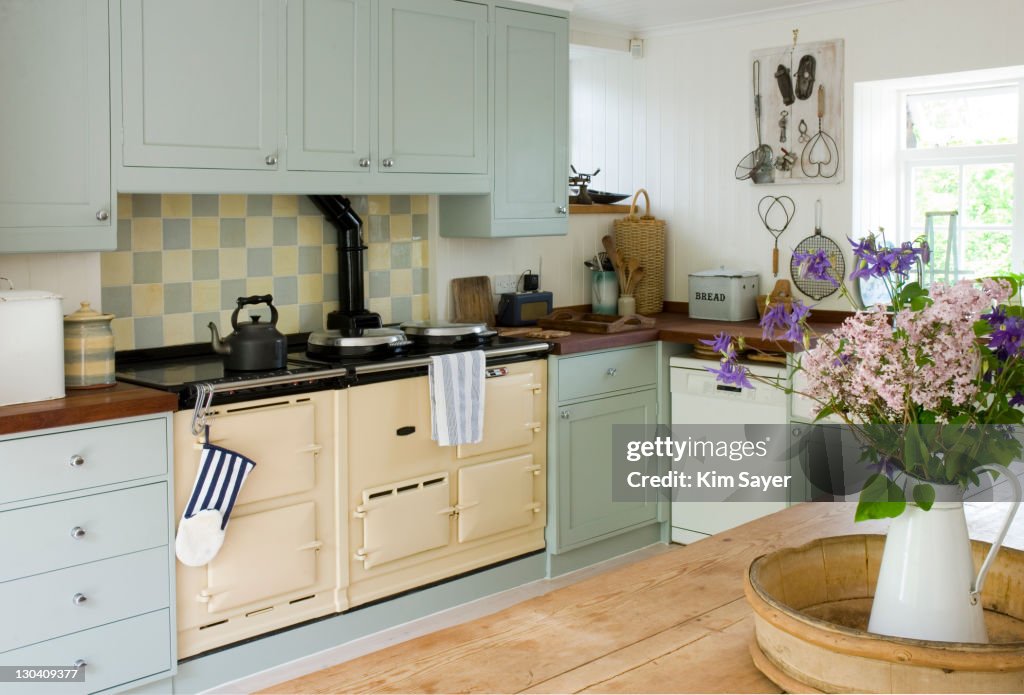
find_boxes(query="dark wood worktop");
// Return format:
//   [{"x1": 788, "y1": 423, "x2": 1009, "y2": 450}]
[
  {"x1": 545, "y1": 308, "x2": 845, "y2": 355},
  {"x1": 0, "y1": 383, "x2": 178, "y2": 436}
]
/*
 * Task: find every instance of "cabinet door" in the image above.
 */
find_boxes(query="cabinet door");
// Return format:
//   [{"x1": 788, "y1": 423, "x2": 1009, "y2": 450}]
[
  {"x1": 355, "y1": 473, "x2": 451, "y2": 569},
  {"x1": 286, "y1": 0, "x2": 371, "y2": 172},
  {"x1": 121, "y1": 0, "x2": 280, "y2": 170},
  {"x1": 493, "y1": 8, "x2": 568, "y2": 220},
  {"x1": 378, "y1": 0, "x2": 488, "y2": 174},
  {"x1": 456, "y1": 367, "x2": 543, "y2": 460},
  {"x1": 0, "y1": 0, "x2": 111, "y2": 231},
  {"x1": 556, "y1": 390, "x2": 659, "y2": 550}
]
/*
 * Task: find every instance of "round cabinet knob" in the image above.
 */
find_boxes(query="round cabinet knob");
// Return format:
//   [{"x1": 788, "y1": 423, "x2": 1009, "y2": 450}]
[
  {"x1": 358, "y1": 158, "x2": 370, "y2": 168},
  {"x1": 557, "y1": 206, "x2": 568, "y2": 215},
  {"x1": 560, "y1": 409, "x2": 570, "y2": 419},
  {"x1": 72, "y1": 593, "x2": 87, "y2": 605},
  {"x1": 70, "y1": 526, "x2": 86, "y2": 539},
  {"x1": 95, "y1": 209, "x2": 109, "y2": 221},
  {"x1": 607, "y1": 368, "x2": 617, "y2": 376},
  {"x1": 73, "y1": 660, "x2": 87, "y2": 669},
  {"x1": 265, "y1": 154, "x2": 278, "y2": 166},
  {"x1": 69, "y1": 455, "x2": 85, "y2": 467},
  {"x1": 382, "y1": 158, "x2": 395, "y2": 168}
]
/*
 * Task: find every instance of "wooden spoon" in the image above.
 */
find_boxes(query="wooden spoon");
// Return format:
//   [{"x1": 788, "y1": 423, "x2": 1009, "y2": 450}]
[
  {"x1": 601, "y1": 235, "x2": 627, "y2": 289},
  {"x1": 627, "y1": 266, "x2": 645, "y2": 295}
]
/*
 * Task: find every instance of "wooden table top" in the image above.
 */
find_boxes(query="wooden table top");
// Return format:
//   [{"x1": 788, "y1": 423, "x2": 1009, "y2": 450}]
[
  {"x1": 264, "y1": 504, "x2": 891, "y2": 694},
  {"x1": 0, "y1": 382, "x2": 177, "y2": 436}
]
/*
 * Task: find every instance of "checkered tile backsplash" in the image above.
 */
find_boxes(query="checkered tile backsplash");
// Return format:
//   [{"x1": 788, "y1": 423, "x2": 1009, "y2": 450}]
[{"x1": 102, "y1": 194, "x2": 430, "y2": 350}]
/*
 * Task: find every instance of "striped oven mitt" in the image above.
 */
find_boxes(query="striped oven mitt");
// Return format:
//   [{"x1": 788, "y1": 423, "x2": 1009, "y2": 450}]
[{"x1": 175, "y1": 444, "x2": 256, "y2": 567}]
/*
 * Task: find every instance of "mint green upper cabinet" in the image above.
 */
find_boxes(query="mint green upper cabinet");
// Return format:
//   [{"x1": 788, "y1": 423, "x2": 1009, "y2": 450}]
[
  {"x1": 121, "y1": 0, "x2": 280, "y2": 170},
  {"x1": 493, "y1": 7, "x2": 567, "y2": 220},
  {"x1": 377, "y1": 0, "x2": 488, "y2": 174},
  {"x1": 438, "y1": 6, "x2": 568, "y2": 238},
  {"x1": 0, "y1": 0, "x2": 113, "y2": 252},
  {"x1": 287, "y1": 0, "x2": 371, "y2": 172}
]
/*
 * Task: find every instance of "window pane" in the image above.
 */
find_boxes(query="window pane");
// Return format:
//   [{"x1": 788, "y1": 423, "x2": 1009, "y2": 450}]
[
  {"x1": 906, "y1": 87, "x2": 1018, "y2": 148},
  {"x1": 911, "y1": 165, "x2": 958, "y2": 224},
  {"x1": 964, "y1": 163, "x2": 1014, "y2": 225},
  {"x1": 963, "y1": 229, "x2": 1012, "y2": 276}
]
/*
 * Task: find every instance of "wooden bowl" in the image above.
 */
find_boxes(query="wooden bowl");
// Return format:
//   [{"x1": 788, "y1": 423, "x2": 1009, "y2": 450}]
[{"x1": 744, "y1": 535, "x2": 1024, "y2": 693}]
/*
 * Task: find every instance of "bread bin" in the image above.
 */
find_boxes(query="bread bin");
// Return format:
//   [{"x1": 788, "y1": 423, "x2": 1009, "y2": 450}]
[
  {"x1": 0, "y1": 290, "x2": 65, "y2": 406},
  {"x1": 688, "y1": 269, "x2": 760, "y2": 321},
  {"x1": 64, "y1": 301, "x2": 116, "y2": 389}
]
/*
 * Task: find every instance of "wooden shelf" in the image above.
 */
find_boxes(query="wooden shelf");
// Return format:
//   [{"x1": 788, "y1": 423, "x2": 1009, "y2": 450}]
[{"x1": 569, "y1": 203, "x2": 630, "y2": 215}]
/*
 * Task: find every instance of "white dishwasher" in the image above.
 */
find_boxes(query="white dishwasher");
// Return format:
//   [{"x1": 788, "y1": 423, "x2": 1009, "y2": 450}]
[{"x1": 669, "y1": 356, "x2": 788, "y2": 544}]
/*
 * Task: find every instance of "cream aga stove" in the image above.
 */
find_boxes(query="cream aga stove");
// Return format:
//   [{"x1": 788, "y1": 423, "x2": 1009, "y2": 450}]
[{"x1": 117, "y1": 337, "x2": 548, "y2": 658}]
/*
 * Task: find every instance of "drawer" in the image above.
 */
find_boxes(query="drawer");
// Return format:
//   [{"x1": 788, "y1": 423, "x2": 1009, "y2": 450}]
[
  {"x1": 0, "y1": 483, "x2": 168, "y2": 582},
  {"x1": 0, "y1": 547, "x2": 169, "y2": 653},
  {"x1": 0, "y1": 609, "x2": 172, "y2": 694},
  {"x1": 0, "y1": 417, "x2": 168, "y2": 505},
  {"x1": 557, "y1": 345, "x2": 657, "y2": 402}
]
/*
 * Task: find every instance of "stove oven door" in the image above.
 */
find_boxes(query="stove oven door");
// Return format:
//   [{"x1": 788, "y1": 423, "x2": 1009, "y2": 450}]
[
  {"x1": 456, "y1": 363, "x2": 544, "y2": 460},
  {"x1": 457, "y1": 454, "x2": 540, "y2": 543},
  {"x1": 354, "y1": 473, "x2": 451, "y2": 570}
]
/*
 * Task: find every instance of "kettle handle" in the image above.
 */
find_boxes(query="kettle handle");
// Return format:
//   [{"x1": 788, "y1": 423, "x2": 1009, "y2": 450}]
[
  {"x1": 231, "y1": 295, "x2": 279, "y2": 329},
  {"x1": 970, "y1": 463, "x2": 1022, "y2": 603}
]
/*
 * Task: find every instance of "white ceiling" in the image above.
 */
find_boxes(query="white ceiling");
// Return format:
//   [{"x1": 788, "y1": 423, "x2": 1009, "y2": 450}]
[{"x1": 567, "y1": 0, "x2": 877, "y2": 35}]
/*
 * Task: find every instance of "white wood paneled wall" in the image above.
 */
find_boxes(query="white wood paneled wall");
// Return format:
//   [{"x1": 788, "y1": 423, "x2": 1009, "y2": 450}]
[{"x1": 570, "y1": 52, "x2": 647, "y2": 196}]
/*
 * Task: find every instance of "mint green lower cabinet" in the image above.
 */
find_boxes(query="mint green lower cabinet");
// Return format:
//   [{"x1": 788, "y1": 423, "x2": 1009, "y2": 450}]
[{"x1": 551, "y1": 390, "x2": 658, "y2": 552}]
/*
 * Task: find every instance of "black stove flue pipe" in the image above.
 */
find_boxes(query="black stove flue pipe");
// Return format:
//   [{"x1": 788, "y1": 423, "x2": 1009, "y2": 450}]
[{"x1": 308, "y1": 195, "x2": 383, "y2": 332}]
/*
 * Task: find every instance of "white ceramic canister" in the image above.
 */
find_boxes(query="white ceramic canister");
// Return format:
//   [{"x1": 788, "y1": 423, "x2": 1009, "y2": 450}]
[
  {"x1": 63, "y1": 302, "x2": 116, "y2": 389},
  {"x1": 0, "y1": 290, "x2": 65, "y2": 406}
]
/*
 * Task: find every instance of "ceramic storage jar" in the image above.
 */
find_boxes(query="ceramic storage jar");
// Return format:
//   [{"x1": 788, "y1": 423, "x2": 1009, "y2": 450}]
[{"x1": 63, "y1": 301, "x2": 115, "y2": 389}]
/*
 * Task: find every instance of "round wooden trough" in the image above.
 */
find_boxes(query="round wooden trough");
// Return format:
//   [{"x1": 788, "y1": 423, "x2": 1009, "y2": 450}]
[{"x1": 744, "y1": 535, "x2": 1024, "y2": 694}]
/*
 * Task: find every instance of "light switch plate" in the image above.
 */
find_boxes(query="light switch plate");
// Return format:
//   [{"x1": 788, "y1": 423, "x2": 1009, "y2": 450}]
[{"x1": 492, "y1": 274, "x2": 518, "y2": 295}]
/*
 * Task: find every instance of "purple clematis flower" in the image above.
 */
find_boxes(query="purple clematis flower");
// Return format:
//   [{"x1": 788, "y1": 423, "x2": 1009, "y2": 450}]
[
  {"x1": 848, "y1": 236, "x2": 928, "y2": 282},
  {"x1": 700, "y1": 331, "x2": 733, "y2": 354},
  {"x1": 865, "y1": 456, "x2": 901, "y2": 480},
  {"x1": 989, "y1": 316, "x2": 1024, "y2": 360},
  {"x1": 1010, "y1": 391, "x2": 1024, "y2": 408},
  {"x1": 760, "y1": 299, "x2": 812, "y2": 343},
  {"x1": 705, "y1": 357, "x2": 754, "y2": 390},
  {"x1": 983, "y1": 305, "x2": 1008, "y2": 327},
  {"x1": 760, "y1": 302, "x2": 790, "y2": 340},
  {"x1": 792, "y1": 249, "x2": 839, "y2": 287}
]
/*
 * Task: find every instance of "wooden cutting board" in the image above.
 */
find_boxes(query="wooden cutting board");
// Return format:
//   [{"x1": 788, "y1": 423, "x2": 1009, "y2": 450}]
[{"x1": 451, "y1": 276, "x2": 495, "y2": 326}]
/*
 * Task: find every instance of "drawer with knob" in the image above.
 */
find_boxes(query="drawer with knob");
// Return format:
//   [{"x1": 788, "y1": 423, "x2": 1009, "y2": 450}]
[
  {"x1": 0, "y1": 547, "x2": 169, "y2": 653},
  {"x1": 0, "y1": 608, "x2": 172, "y2": 695},
  {"x1": 0, "y1": 483, "x2": 168, "y2": 582},
  {"x1": 556, "y1": 345, "x2": 657, "y2": 402},
  {"x1": 0, "y1": 417, "x2": 168, "y2": 504}
]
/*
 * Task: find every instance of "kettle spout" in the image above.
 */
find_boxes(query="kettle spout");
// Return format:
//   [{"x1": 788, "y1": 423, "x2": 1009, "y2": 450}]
[{"x1": 208, "y1": 322, "x2": 231, "y2": 355}]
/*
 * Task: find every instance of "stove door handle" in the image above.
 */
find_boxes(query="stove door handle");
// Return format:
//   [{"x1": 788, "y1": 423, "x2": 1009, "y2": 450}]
[
  {"x1": 396, "y1": 426, "x2": 416, "y2": 437},
  {"x1": 296, "y1": 443, "x2": 322, "y2": 455}
]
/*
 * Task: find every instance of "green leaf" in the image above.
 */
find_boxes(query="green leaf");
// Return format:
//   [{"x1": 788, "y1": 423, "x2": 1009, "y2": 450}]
[
  {"x1": 855, "y1": 474, "x2": 907, "y2": 522},
  {"x1": 912, "y1": 483, "x2": 936, "y2": 511},
  {"x1": 813, "y1": 405, "x2": 836, "y2": 422}
]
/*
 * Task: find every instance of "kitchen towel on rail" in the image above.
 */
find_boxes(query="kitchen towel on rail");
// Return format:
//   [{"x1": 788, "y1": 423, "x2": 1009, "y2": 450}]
[
  {"x1": 429, "y1": 350, "x2": 485, "y2": 446},
  {"x1": 175, "y1": 443, "x2": 257, "y2": 567}
]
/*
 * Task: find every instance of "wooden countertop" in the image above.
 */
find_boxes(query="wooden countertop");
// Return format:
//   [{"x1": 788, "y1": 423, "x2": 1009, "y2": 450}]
[
  {"x1": 265, "y1": 502, "x2": 1023, "y2": 694},
  {"x1": 0, "y1": 383, "x2": 178, "y2": 436},
  {"x1": 545, "y1": 310, "x2": 845, "y2": 355}
]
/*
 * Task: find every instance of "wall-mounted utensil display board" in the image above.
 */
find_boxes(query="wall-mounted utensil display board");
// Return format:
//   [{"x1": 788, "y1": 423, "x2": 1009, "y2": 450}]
[{"x1": 749, "y1": 39, "x2": 844, "y2": 184}]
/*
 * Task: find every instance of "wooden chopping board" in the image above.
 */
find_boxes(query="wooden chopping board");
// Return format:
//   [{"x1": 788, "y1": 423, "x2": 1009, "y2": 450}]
[{"x1": 451, "y1": 276, "x2": 495, "y2": 326}]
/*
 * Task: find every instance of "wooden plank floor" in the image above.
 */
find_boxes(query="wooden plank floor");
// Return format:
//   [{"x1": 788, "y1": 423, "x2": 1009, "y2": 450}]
[{"x1": 262, "y1": 502, "x2": 1023, "y2": 694}]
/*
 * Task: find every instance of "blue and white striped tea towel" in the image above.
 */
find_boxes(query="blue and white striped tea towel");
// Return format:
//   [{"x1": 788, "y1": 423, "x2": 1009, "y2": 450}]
[
  {"x1": 175, "y1": 444, "x2": 256, "y2": 567},
  {"x1": 429, "y1": 350, "x2": 485, "y2": 446}
]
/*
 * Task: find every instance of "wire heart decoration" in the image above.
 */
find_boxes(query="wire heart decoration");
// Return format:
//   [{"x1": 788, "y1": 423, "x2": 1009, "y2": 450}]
[
  {"x1": 758, "y1": 195, "x2": 796, "y2": 277},
  {"x1": 758, "y1": 195, "x2": 796, "y2": 234}
]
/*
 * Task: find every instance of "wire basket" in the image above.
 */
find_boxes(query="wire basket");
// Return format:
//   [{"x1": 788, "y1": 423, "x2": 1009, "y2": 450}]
[{"x1": 613, "y1": 189, "x2": 666, "y2": 315}]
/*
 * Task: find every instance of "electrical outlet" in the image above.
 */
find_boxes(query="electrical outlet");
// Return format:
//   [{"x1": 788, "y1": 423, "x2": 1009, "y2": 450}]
[{"x1": 492, "y1": 274, "x2": 518, "y2": 295}]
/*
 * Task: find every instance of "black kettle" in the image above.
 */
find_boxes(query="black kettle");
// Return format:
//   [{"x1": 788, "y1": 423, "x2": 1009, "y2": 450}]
[{"x1": 209, "y1": 295, "x2": 288, "y2": 371}]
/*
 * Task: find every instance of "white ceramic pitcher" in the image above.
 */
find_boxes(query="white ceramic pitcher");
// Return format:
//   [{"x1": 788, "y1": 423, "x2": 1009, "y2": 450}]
[{"x1": 867, "y1": 463, "x2": 1022, "y2": 643}]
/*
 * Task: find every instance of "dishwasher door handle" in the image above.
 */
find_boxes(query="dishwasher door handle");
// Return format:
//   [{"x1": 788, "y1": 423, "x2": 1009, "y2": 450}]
[{"x1": 716, "y1": 385, "x2": 743, "y2": 393}]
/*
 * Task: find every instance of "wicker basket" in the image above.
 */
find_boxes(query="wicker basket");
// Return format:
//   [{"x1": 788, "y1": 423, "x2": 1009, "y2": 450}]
[{"x1": 613, "y1": 189, "x2": 666, "y2": 315}]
